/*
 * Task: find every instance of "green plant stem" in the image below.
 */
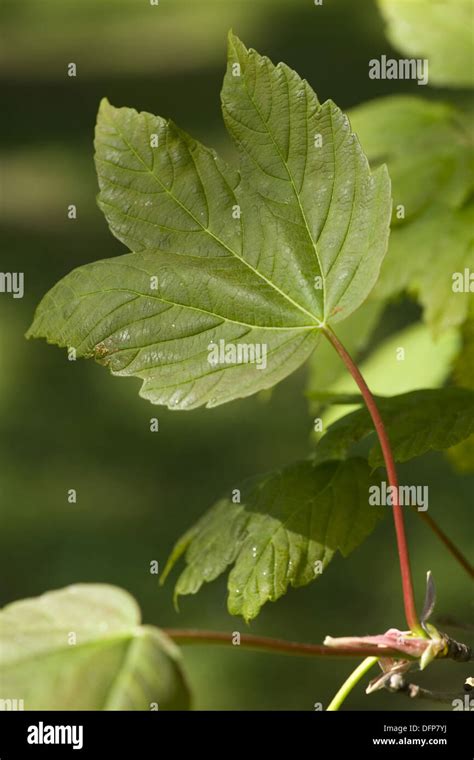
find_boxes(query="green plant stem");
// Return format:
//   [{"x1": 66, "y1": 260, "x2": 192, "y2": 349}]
[
  {"x1": 163, "y1": 629, "x2": 415, "y2": 659},
  {"x1": 322, "y1": 326, "x2": 424, "y2": 637},
  {"x1": 326, "y1": 657, "x2": 379, "y2": 711}
]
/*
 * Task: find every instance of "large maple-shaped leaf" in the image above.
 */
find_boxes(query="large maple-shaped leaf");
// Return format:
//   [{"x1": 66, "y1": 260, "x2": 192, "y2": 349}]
[
  {"x1": 0, "y1": 584, "x2": 190, "y2": 710},
  {"x1": 161, "y1": 458, "x2": 382, "y2": 621},
  {"x1": 27, "y1": 33, "x2": 390, "y2": 409}
]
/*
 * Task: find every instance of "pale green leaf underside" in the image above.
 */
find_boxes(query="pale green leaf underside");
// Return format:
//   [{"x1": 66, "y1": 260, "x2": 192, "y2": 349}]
[
  {"x1": 0, "y1": 584, "x2": 190, "y2": 710},
  {"x1": 27, "y1": 33, "x2": 390, "y2": 409},
  {"x1": 162, "y1": 458, "x2": 381, "y2": 621},
  {"x1": 378, "y1": 0, "x2": 474, "y2": 87},
  {"x1": 313, "y1": 387, "x2": 474, "y2": 468}
]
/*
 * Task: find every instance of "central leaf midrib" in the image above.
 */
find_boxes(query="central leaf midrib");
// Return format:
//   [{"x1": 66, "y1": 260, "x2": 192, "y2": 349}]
[
  {"x1": 70, "y1": 283, "x2": 319, "y2": 332},
  {"x1": 232, "y1": 52, "x2": 327, "y2": 320},
  {"x1": 100, "y1": 111, "x2": 322, "y2": 327}
]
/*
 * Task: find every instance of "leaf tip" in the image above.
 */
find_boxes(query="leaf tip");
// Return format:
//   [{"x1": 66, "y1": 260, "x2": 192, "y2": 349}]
[
  {"x1": 159, "y1": 556, "x2": 175, "y2": 587},
  {"x1": 98, "y1": 96, "x2": 112, "y2": 114},
  {"x1": 227, "y1": 30, "x2": 247, "y2": 60},
  {"x1": 97, "y1": 97, "x2": 121, "y2": 128},
  {"x1": 172, "y1": 590, "x2": 181, "y2": 613}
]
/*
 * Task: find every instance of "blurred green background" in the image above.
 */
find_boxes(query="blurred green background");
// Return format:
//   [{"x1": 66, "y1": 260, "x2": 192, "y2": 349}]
[{"x1": 1, "y1": 0, "x2": 472, "y2": 710}]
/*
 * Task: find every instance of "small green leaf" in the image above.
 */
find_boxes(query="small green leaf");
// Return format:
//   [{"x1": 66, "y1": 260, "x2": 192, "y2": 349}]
[
  {"x1": 163, "y1": 458, "x2": 382, "y2": 621},
  {"x1": 27, "y1": 34, "x2": 391, "y2": 409},
  {"x1": 0, "y1": 584, "x2": 190, "y2": 710},
  {"x1": 313, "y1": 387, "x2": 474, "y2": 468},
  {"x1": 378, "y1": 0, "x2": 474, "y2": 87}
]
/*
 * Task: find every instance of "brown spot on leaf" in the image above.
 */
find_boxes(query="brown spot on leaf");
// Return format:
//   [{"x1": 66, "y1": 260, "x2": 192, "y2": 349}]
[{"x1": 94, "y1": 342, "x2": 109, "y2": 359}]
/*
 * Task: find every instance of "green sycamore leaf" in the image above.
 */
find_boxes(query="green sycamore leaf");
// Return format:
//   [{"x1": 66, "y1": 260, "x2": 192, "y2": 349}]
[
  {"x1": 26, "y1": 33, "x2": 391, "y2": 410},
  {"x1": 0, "y1": 584, "x2": 190, "y2": 710},
  {"x1": 161, "y1": 458, "x2": 382, "y2": 621},
  {"x1": 378, "y1": 0, "x2": 474, "y2": 88},
  {"x1": 349, "y1": 96, "x2": 473, "y2": 334},
  {"x1": 312, "y1": 387, "x2": 474, "y2": 468}
]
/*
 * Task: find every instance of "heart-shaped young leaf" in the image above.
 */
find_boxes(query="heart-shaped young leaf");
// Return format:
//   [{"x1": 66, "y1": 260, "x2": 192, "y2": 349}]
[
  {"x1": 0, "y1": 584, "x2": 190, "y2": 710},
  {"x1": 161, "y1": 457, "x2": 382, "y2": 621},
  {"x1": 312, "y1": 387, "x2": 474, "y2": 467},
  {"x1": 26, "y1": 33, "x2": 391, "y2": 409}
]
